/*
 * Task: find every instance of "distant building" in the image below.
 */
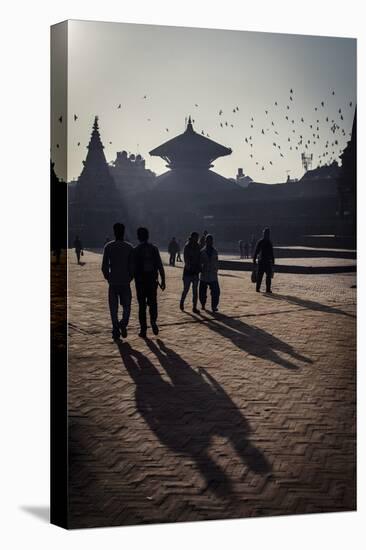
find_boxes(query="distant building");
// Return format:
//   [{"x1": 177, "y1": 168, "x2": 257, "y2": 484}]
[
  {"x1": 109, "y1": 151, "x2": 156, "y2": 196},
  {"x1": 236, "y1": 168, "x2": 253, "y2": 188},
  {"x1": 69, "y1": 116, "x2": 128, "y2": 246},
  {"x1": 337, "y1": 109, "x2": 356, "y2": 224},
  {"x1": 145, "y1": 117, "x2": 240, "y2": 240}
]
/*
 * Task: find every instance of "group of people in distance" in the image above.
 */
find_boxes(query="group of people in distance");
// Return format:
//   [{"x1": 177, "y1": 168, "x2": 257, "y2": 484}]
[
  {"x1": 239, "y1": 236, "x2": 257, "y2": 259},
  {"x1": 98, "y1": 223, "x2": 275, "y2": 340}
]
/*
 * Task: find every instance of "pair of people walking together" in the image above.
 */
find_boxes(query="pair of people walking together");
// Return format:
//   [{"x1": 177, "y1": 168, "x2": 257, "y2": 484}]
[
  {"x1": 180, "y1": 232, "x2": 220, "y2": 313},
  {"x1": 102, "y1": 224, "x2": 165, "y2": 340}
]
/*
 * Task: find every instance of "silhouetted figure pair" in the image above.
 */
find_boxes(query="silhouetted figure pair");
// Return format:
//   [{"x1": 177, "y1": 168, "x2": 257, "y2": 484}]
[
  {"x1": 168, "y1": 237, "x2": 179, "y2": 266},
  {"x1": 102, "y1": 224, "x2": 165, "y2": 340},
  {"x1": 253, "y1": 227, "x2": 275, "y2": 293},
  {"x1": 134, "y1": 227, "x2": 166, "y2": 338},
  {"x1": 102, "y1": 224, "x2": 134, "y2": 340},
  {"x1": 73, "y1": 236, "x2": 83, "y2": 264}
]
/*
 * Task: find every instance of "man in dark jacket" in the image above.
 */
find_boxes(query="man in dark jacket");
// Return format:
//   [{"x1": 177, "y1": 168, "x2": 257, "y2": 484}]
[
  {"x1": 253, "y1": 227, "x2": 275, "y2": 293},
  {"x1": 102, "y1": 223, "x2": 134, "y2": 340},
  {"x1": 180, "y1": 232, "x2": 201, "y2": 313},
  {"x1": 134, "y1": 227, "x2": 166, "y2": 338}
]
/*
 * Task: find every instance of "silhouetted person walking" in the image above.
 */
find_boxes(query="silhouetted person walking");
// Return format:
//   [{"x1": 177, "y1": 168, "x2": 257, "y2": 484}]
[
  {"x1": 102, "y1": 223, "x2": 134, "y2": 340},
  {"x1": 168, "y1": 237, "x2": 179, "y2": 266},
  {"x1": 134, "y1": 227, "x2": 166, "y2": 338},
  {"x1": 253, "y1": 227, "x2": 275, "y2": 293},
  {"x1": 199, "y1": 234, "x2": 220, "y2": 312},
  {"x1": 180, "y1": 232, "x2": 201, "y2": 313},
  {"x1": 73, "y1": 236, "x2": 83, "y2": 264},
  {"x1": 199, "y1": 230, "x2": 208, "y2": 249}
]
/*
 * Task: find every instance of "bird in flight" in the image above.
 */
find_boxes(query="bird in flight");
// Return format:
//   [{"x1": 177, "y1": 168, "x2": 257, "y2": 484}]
[
  {"x1": 77, "y1": 142, "x2": 80, "y2": 146},
  {"x1": 58, "y1": 116, "x2": 62, "y2": 123},
  {"x1": 290, "y1": 88, "x2": 293, "y2": 94},
  {"x1": 166, "y1": 128, "x2": 169, "y2": 132},
  {"x1": 219, "y1": 110, "x2": 223, "y2": 115},
  {"x1": 74, "y1": 114, "x2": 78, "y2": 121},
  {"x1": 117, "y1": 104, "x2": 121, "y2": 109}
]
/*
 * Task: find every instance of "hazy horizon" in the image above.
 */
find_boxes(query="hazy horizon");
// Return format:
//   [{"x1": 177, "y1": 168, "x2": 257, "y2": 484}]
[{"x1": 51, "y1": 20, "x2": 356, "y2": 184}]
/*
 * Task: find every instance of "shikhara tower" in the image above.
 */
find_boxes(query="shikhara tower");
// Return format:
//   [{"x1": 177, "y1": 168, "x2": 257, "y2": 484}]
[{"x1": 69, "y1": 117, "x2": 127, "y2": 246}]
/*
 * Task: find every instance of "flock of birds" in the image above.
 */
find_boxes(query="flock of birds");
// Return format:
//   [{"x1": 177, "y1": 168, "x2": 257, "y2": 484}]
[{"x1": 54, "y1": 88, "x2": 355, "y2": 179}]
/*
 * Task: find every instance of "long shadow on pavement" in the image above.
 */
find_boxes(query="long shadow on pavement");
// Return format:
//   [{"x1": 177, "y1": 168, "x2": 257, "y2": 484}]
[
  {"x1": 185, "y1": 311, "x2": 312, "y2": 370},
  {"x1": 117, "y1": 339, "x2": 272, "y2": 501},
  {"x1": 263, "y1": 293, "x2": 355, "y2": 318}
]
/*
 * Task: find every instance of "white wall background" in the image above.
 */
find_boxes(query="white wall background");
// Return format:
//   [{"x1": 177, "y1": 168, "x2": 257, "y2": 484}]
[{"x1": 0, "y1": 1, "x2": 364, "y2": 548}]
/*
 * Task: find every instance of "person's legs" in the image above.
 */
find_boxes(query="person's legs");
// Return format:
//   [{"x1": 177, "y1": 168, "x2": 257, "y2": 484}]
[
  {"x1": 256, "y1": 263, "x2": 265, "y2": 292},
  {"x1": 147, "y1": 280, "x2": 159, "y2": 334},
  {"x1": 199, "y1": 280, "x2": 208, "y2": 309},
  {"x1": 210, "y1": 281, "x2": 220, "y2": 311},
  {"x1": 76, "y1": 250, "x2": 81, "y2": 264},
  {"x1": 136, "y1": 283, "x2": 147, "y2": 334},
  {"x1": 192, "y1": 276, "x2": 199, "y2": 310},
  {"x1": 108, "y1": 285, "x2": 120, "y2": 338},
  {"x1": 119, "y1": 285, "x2": 132, "y2": 334},
  {"x1": 265, "y1": 264, "x2": 272, "y2": 292},
  {"x1": 180, "y1": 276, "x2": 191, "y2": 309}
]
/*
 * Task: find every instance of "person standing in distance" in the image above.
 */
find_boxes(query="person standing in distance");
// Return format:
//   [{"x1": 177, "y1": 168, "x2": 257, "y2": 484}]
[
  {"x1": 253, "y1": 227, "x2": 275, "y2": 293},
  {"x1": 102, "y1": 223, "x2": 134, "y2": 340},
  {"x1": 134, "y1": 227, "x2": 166, "y2": 338}
]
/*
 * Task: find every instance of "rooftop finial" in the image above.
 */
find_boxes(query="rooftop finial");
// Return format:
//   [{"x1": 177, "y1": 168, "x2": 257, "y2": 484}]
[{"x1": 186, "y1": 115, "x2": 194, "y2": 133}]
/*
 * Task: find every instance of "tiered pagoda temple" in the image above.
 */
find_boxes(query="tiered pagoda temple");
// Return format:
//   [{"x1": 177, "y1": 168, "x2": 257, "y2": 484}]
[
  {"x1": 143, "y1": 117, "x2": 241, "y2": 240},
  {"x1": 149, "y1": 116, "x2": 235, "y2": 193},
  {"x1": 69, "y1": 117, "x2": 127, "y2": 246}
]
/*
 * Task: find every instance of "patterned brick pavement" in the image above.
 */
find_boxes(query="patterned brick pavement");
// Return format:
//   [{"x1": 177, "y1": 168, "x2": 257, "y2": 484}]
[{"x1": 67, "y1": 250, "x2": 356, "y2": 528}]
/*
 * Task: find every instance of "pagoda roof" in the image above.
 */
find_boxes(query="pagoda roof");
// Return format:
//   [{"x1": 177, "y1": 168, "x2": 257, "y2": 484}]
[{"x1": 149, "y1": 117, "x2": 232, "y2": 169}]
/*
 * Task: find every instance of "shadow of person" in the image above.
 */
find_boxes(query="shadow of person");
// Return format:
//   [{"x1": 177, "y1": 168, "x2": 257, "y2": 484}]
[
  {"x1": 117, "y1": 340, "x2": 271, "y2": 501},
  {"x1": 264, "y1": 293, "x2": 355, "y2": 318},
  {"x1": 188, "y1": 312, "x2": 312, "y2": 370}
]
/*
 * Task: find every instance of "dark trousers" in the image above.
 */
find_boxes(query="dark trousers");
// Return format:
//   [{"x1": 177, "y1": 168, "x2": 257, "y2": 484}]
[
  {"x1": 169, "y1": 253, "x2": 176, "y2": 266},
  {"x1": 135, "y1": 279, "x2": 158, "y2": 330},
  {"x1": 181, "y1": 274, "x2": 199, "y2": 308},
  {"x1": 199, "y1": 280, "x2": 220, "y2": 310},
  {"x1": 256, "y1": 261, "x2": 272, "y2": 292},
  {"x1": 108, "y1": 284, "x2": 132, "y2": 330},
  {"x1": 75, "y1": 249, "x2": 81, "y2": 264}
]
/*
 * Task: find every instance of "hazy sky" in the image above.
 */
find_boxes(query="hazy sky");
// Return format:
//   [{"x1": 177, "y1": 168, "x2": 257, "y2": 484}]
[{"x1": 51, "y1": 20, "x2": 356, "y2": 184}]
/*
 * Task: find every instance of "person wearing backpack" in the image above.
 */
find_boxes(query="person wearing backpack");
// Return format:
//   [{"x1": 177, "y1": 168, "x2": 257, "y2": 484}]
[{"x1": 134, "y1": 227, "x2": 166, "y2": 338}]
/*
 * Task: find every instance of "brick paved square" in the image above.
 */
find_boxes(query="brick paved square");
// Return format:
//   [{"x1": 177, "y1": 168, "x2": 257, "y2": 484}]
[{"x1": 67, "y1": 250, "x2": 356, "y2": 528}]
